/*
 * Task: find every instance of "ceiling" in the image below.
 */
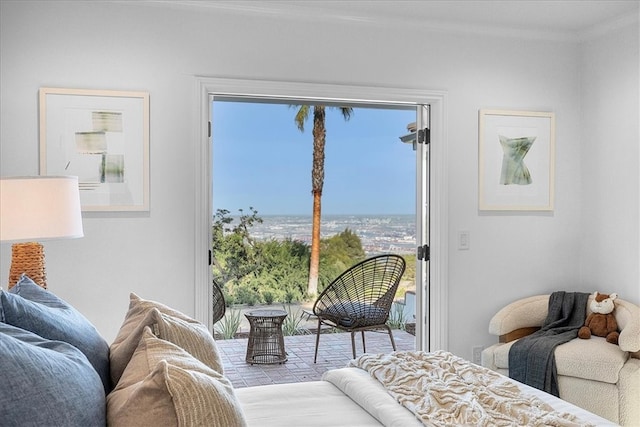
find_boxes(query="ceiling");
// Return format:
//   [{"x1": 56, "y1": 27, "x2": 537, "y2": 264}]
[
  {"x1": 280, "y1": 1, "x2": 638, "y2": 32},
  {"x1": 152, "y1": 0, "x2": 639, "y2": 41}
]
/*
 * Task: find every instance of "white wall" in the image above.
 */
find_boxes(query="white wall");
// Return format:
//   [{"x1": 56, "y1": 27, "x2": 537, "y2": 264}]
[
  {"x1": 580, "y1": 22, "x2": 640, "y2": 304},
  {"x1": 0, "y1": 1, "x2": 637, "y2": 359}
]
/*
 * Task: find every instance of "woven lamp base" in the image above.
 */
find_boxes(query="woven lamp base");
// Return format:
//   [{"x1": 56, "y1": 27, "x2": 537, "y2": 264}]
[{"x1": 8, "y1": 242, "x2": 47, "y2": 289}]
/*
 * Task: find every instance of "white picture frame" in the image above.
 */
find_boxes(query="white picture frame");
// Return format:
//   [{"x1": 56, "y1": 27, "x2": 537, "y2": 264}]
[
  {"x1": 478, "y1": 109, "x2": 555, "y2": 211},
  {"x1": 39, "y1": 87, "x2": 150, "y2": 212}
]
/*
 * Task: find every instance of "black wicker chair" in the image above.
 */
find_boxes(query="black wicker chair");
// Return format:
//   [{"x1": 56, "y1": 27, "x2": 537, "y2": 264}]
[
  {"x1": 312, "y1": 254, "x2": 406, "y2": 363},
  {"x1": 212, "y1": 279, "x2": 226, "y2": 325}
]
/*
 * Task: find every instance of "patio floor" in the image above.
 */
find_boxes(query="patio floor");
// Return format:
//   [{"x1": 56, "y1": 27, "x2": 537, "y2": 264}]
[{"x1": 217, "y1": 329, "x2": 416, "y2": 388}]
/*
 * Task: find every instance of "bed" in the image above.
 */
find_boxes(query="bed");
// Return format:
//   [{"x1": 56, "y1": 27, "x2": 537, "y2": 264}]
[
  {"x1": 0, "y1": 280, "x2": 618, "y2": 427},
  {"x1": 237, "y1": 351, "x2": 616, "y2": 427}
]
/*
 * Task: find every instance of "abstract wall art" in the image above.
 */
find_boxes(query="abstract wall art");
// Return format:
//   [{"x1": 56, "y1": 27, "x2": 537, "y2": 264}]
[
  {"x1": 39, "y1": 88, "x2": 149, "y2": 211},
  {"x1": 478, "y1": 109, "x2": 555, "y2": 211}
]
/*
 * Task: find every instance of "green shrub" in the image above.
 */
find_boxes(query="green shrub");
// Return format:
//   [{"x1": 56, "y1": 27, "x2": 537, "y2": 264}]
[
  {"x1": 234, "y1": 285, "x2": 260, "y2": 305},
  {"x1": 284, "y1": 289, "x2": 302, "y2": 304},
  {"x1": 223, "y1": 290, "x2": 235, "y2": 307},
  {"x1": 262, "y1": 290, "x2": 275, "y2": 305}
]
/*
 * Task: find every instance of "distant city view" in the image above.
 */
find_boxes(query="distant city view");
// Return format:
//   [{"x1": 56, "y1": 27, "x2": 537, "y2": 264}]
[{"x1": 245, "y1": 214, "x2": 416, "y2": 255}]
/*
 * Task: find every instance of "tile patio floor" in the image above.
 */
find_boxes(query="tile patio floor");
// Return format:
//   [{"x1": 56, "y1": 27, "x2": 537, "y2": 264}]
[{"x1": 217, "y1": 330, "x2": 416, "y2": 388}]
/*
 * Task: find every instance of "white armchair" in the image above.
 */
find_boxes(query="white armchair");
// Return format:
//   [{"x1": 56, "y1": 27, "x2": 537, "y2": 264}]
[{"x1": 481, "y1": 294, "x2": 640, "y2": 426}]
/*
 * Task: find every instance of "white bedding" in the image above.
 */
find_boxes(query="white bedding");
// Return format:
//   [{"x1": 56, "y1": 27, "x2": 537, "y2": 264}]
[
  {"x1": 322, "y1": 368, "x2": 423, "y2": 427},
  {"x1": 236, "y1": 353, "x2": 617, "y2": 427},
  {"x1": 235, "y1": 380, "x2": 384, "y2": 426}
]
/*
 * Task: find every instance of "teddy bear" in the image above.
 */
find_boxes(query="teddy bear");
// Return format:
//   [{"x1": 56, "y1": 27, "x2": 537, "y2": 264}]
[{"x1": 578, "y1": 291, "x2": 619, "y2": 345}]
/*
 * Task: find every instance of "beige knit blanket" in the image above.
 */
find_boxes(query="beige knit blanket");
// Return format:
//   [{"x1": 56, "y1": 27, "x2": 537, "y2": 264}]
[{"x1": 348, "y1": 350, "x2": 593, "y2": 427}]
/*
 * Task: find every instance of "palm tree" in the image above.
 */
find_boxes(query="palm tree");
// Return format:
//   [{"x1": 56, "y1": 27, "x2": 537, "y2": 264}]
[{"x1": 293, "y1": 105, "x2": 353, "y2": 297}]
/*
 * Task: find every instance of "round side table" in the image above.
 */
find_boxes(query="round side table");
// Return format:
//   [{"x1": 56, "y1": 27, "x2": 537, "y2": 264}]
[{"x1": 244, "y1": 309, "x2": 288, "y2": 365}]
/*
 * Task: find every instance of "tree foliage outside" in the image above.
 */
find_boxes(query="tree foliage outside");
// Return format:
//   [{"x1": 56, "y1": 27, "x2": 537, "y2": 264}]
[
  {"x1": 212, "y1": 208, "x2": 378, "y2": 305},
  {"x1": 210, "y1": 207, "x2": 263, "y2": 287},
  {"x1": 318, "y1": 228, "x2": 365, "y2": 285}
]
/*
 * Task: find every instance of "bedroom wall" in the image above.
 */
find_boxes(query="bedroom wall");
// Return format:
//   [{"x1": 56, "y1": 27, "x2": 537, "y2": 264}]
[
  {"x1": 579, "y1": 21, "x2": 640, "y2": 304},
  {"x1": 0, "y1": 1, "x2": 636, "y2": 359}
]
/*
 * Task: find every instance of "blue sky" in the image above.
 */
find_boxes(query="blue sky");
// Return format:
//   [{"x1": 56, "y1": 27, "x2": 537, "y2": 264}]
[{"x1": 212, "y1": 101, "x2": 416, "y2": 216}]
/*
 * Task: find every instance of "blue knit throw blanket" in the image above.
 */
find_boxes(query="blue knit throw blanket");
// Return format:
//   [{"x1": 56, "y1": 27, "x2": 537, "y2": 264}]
[{"x1": 508, "y1": 291, "x2": 590, "y2": 396}]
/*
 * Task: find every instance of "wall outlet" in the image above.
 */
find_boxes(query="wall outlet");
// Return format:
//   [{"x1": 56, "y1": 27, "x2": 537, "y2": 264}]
[{"x1": 472, "y1": 346, "x2": 483, "y2": 364}]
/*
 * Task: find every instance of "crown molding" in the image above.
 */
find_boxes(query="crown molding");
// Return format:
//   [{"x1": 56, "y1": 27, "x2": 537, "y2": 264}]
[
  {"x1": 125, "y1": 0, "x2": 637, "y2": 44},
  {"x1": 579, "y1": 11, "x2": 639, "y2": 42}
]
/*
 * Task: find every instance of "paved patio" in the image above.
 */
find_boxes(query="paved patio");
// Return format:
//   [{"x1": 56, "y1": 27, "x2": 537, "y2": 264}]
[{"x1": 217, "y1": 329, "x2": 416, "y2": 388}]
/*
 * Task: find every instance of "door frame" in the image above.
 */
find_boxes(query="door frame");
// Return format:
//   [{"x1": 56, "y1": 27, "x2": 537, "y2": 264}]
[
  {"x1": 415, "y1": 104, "x2": 431, "y2": 350},
  {"x1": 194, "y1": 76, "x2": 449, "y2": 351}
]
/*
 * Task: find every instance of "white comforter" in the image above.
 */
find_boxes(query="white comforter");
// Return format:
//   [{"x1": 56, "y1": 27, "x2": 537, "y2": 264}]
[
  {"x1": 345, "y1": 350, "x2": 595, "y2": 427},
  {"x1": 237, "y1": 351, "x2": 617, "y2": 427}
]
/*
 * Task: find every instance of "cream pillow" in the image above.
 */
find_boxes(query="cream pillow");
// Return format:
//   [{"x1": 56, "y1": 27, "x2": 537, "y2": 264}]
[
  {"x1": 110, "y1": 293, "x2": 223, "y2": 386},
  {"x1": 107, "y1": 327, "x2": 246, "y2": 427},
  {"x1": 154, "y1": 309, "x2": 224, "y2": 372}
]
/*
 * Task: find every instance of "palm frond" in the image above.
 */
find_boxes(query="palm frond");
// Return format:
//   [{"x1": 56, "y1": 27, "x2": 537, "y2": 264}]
[
  {"x1": 339, "y1": 107, "x2": 354, "y2": 121},
  {"x1": 292, "y1": 105, "x2": 310, "y2": 132}
]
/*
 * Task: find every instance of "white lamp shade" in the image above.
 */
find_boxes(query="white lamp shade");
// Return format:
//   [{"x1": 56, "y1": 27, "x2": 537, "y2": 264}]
[{"x1": 0, "y1": 176, "x2": 84, "y2": 242}]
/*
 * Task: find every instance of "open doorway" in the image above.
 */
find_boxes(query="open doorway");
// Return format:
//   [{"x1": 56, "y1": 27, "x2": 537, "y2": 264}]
[
  {"x1": 211, "y1": 99, "x2": 419, "y2": 350},
  {"x1": 194, "y1": 77, "x2": 448, "y2": 355}
]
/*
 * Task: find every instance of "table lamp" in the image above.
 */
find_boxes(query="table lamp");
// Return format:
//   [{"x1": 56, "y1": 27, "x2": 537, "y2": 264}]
[{"x1": 0, "y1": 176, "x2": 84, "y2": 289}]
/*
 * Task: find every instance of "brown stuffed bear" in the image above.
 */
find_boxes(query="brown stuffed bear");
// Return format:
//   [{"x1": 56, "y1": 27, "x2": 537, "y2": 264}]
[{"x1": 578, "y1": 291, "x2": 619, "y2": 345}]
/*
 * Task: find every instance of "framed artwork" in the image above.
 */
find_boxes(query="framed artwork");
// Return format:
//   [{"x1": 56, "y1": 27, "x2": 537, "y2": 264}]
[
  {"x1": 39, "y1": 87, "x2": 150, "y2": 212},
  {"x1": 478, "y1": 109, "x2": 555, "y2": 211}
]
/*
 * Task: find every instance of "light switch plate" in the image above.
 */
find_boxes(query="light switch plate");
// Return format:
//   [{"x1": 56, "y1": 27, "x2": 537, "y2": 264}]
[{"x1": 458, "y1": 230, "x2": 470, "y2": 250}]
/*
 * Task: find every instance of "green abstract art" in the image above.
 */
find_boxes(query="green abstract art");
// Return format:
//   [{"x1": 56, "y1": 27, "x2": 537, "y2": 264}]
[{"x1": 498, "y1": 135, "x2": 536, "y2": 185}]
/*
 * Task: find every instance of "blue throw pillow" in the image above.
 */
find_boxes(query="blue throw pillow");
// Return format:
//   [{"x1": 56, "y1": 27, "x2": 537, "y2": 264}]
[
  {"x1": 0, "y1": 322, "x2": 106, "y2": 426},
  {"x1": 0, "y1": 275, "x2": 111, "y2": 392}
]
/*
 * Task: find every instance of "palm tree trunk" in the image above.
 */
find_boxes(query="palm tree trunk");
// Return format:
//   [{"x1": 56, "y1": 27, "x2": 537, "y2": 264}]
[
  {"x1": 308, "y1": 191, "x2": 322, "y2": 296},
  {"x1": 307, "y1": 106, "x2": 326, "y2": 297}
]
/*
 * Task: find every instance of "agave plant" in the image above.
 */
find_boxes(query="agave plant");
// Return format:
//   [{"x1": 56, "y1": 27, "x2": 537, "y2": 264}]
[
  {"x1": 215, "y1": 307, "x2": 243, "y2": 340},
  {"x1": 281, "y1": 304, "x2": 311, "y2": 336},
  {"x1": 386, "y1": 302, "x2": 406, "y2": 331}
]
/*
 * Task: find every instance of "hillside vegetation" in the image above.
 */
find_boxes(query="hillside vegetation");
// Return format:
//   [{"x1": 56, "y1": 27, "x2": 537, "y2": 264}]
[{"x1": 211, "y1": 208, "x2": 415, "y2": 305}]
